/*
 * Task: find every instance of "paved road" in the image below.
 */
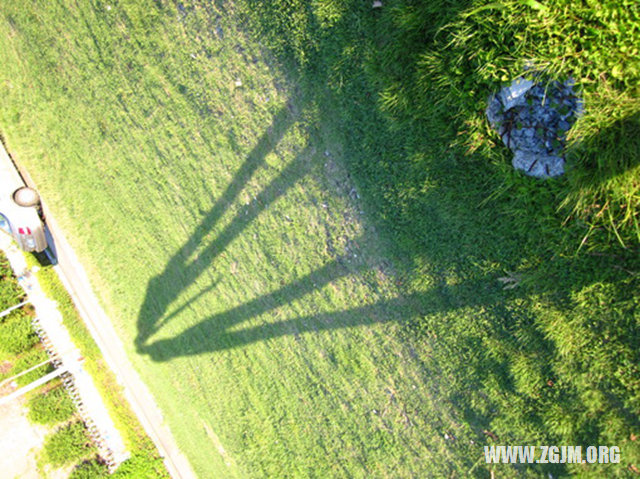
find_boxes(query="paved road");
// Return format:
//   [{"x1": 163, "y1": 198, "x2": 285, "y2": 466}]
[{"x1": 12, "y1": 151, "x2": 197, "y2": 479}]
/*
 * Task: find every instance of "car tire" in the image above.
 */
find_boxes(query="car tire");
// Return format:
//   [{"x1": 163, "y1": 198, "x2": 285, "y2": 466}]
[{"x1": 13, "y1": 187, "x2": 40, "y2": 207}]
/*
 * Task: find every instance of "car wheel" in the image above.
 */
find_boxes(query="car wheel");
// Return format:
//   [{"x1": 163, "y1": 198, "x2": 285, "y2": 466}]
[{"x1": 13, "y1": 187, "x2": 40, "y2": 207}]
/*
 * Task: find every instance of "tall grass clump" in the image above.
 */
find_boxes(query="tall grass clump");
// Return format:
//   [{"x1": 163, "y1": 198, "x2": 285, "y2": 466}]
[
  {"x1": 28, "y1": 385, "x2": 77, "y2": 425},
  {"x1": 563, "y1": 107, "x2": 640, "y2": 250},
  {"x1": 378, "y1": 0, "x2": 640, "y2": 250},
  {"x1": 41, "y1": 421, "x2": 95, "y2": 468}
]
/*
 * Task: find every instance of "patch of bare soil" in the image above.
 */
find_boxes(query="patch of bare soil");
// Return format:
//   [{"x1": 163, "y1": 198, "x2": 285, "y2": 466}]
[
  {"x1": 0, "y1": 386, "x2": 50, "y2": 479},
  {"x1": 0, "y1": 360, "x2": 12, "y2": 375}
]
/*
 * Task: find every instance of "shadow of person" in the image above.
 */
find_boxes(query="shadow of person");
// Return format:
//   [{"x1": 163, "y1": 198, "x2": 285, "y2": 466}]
[
  {"x1": 138, "y1": 244, "x2": 529, "y2": 362},
  {"x1": 135, "y1": 104, "x2": 312, "y2": 352}
]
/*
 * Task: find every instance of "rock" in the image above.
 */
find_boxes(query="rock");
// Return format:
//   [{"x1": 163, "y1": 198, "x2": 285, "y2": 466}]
[
  {"x1": 513, "y1": 151, "x2": 565, "y2": 178},
  {"x1": 485, "y1": 94, "x2": 503, "y2": 128},
  {"x1": 487, "y1": 75, "x2": 582, "y2": 178},
  {"x1": 499, "y1": 78, "x2": 534, "y2": 110}
]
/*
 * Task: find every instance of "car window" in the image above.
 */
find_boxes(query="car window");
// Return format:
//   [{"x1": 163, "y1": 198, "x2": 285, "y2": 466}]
[{"x1": 0, "y1": 213, "x2": 12, "y2": 235}]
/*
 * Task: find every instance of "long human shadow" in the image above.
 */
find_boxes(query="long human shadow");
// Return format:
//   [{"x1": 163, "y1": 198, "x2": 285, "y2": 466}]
[
  {"x1": 139, "y1": 254, "x2": 638, "y2": 364},
  {"x1": 137, "y1": 225, "x2": 637, "y2": 362},
  {"x1": 135, "y1": 104, "x2": 302, "y2": 349},
  {"x1": 140, "y1": 250, "x2": 359, "y2": 359},
  {"x1": 138, "y1": 262, "x2": 470, "y2": 361},
  {"x1": 133, "y1": 0, "x2": 640, "y2": 370}
]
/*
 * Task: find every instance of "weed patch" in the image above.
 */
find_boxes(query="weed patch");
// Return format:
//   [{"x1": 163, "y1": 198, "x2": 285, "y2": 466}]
[
  {"x1": 27, "y1": 385, "x2": 76, "y2": 425},
  {"x1": 69, "y1": 459, "x2": 109, "y2": 479},
  {"x1": 0, "y1": 312, "x2": 39, "y2": 355},
  {"x1": 41, "y1": 421, "x2": 95, "y2": 468}
]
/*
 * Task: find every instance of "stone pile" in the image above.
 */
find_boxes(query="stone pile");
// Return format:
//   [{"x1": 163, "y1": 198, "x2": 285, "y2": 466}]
[{"x1": 486, "y1": 77, "x2": 583, "y2": 178}]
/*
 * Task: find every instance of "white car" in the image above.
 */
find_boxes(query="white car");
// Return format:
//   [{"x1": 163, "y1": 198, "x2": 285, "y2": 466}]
[{"x1": 0, "y1": 139, "x2": 54, "y2": 261}]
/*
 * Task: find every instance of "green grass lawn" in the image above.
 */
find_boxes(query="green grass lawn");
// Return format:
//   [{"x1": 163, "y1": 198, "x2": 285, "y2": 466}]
[{"x1": 0, "y1": 1, "x2": 638, "y2": 477}]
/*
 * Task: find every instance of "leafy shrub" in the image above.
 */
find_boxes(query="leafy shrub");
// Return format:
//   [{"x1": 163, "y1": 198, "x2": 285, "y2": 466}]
[
  {"x1": 69, "y1": 459, "x2": 109, "y2": 479},
  {"x1": 12, "y1": 347, "x2": 52, "y2": 386},
  {"x1": 27, "y1": 385, "x2": 76, "y2": 425},
  {"x1": 41, "y1": 421, "x2": 94, "y2": 468},
  {"x1": 0, "y1": 255, "x2": 25, "y2": 310},
  {"x1": 0, "y1": 313, "x2": 38, "y2": 355},
  {"x1": 112, "y1": 452, "x2": 169, "y2": 478}
]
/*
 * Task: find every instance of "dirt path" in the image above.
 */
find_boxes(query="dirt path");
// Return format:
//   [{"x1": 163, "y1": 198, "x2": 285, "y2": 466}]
[{"x1": 41, "y1": 203, "x2": 197, "y2": 479}]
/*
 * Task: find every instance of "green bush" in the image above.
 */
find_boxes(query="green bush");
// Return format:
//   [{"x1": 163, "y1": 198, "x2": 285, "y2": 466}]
[
  {"x1": 27, "y1": 385, "x2": 76, "y2": 425},
  {"x1": 0, "y1": 313, "x2": 39, "y2": 355},
  {"x1": 0, "y1": 255, "x2": 25, "y2": 310},
  {"x1": 69, "y1": 459, "x2": 109, "y2": 479},
  {"x1": 112, "y1": 453, "x2": 169, "y2": 479},
  {"x1": 11, "y1": 347, "x2": 53, "y2": 386},
  {"x1": 41, "y1": 421, "x2": 94, "y2": 468}
]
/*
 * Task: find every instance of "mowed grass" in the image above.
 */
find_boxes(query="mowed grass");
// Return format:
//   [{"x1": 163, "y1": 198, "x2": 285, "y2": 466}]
[
  {"x1": 0, "y1": 1, "x2": 639, "y2": 478},
  {"x1": 0, "y1": 2, "x2": 463, "y2": 478}
]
